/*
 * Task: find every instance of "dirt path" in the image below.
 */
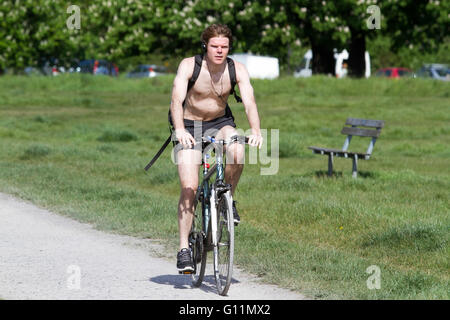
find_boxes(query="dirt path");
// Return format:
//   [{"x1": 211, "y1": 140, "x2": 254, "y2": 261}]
[{"x1": 0, "y1": 192, "x2": 307, "y2": 300}]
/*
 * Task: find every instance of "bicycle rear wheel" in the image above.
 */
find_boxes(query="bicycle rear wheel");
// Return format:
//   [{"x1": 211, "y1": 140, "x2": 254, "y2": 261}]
[
  {"x1": 190, "y1": 196, "x2": 207, "y2": 287},
  {"x1": 213, "y1": 191, "x2": 234, "y2": 296}
]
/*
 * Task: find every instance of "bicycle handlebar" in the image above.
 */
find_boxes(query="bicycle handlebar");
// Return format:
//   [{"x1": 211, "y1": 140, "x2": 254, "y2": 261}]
[{"x1": 200, "y1": 135, "x2": 249, "y2": 145}]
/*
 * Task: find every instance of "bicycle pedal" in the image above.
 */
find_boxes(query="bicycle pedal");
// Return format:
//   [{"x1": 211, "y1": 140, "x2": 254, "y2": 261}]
[{"x1": 179, "y1": 270, "x2": 194, "y2": 275}]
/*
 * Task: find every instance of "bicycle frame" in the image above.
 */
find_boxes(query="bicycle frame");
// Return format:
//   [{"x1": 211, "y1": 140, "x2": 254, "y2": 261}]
[
  {"x1": 196, "y1": 138, "x2": 226, "y2": 247},
  {"x1": 190, "y1": 135, "x2": 248, "y2": 294}
]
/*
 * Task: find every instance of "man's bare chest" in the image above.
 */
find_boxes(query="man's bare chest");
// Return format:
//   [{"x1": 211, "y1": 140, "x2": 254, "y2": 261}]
[{"x1": 190, "y1": 66, "x2": 232, "y2": 98}]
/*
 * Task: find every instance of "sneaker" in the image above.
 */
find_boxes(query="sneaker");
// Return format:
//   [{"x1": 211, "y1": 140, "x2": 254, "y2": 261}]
[
  {"x1": 177, "y1": 248, "x2": 194, "y2": 273},
  {"x1": 232, "y1": 201, "x2": 240, "y2": 225}
]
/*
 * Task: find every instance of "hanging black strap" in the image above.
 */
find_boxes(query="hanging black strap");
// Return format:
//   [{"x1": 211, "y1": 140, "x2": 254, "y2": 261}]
[{"x1": 144, "y1": 135, "x2": 171, "y2": 171}]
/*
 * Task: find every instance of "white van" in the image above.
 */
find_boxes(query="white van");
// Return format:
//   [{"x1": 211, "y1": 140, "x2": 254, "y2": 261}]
[{"x1": 229, "y1": 53, "x2": 279, "y2": 79}]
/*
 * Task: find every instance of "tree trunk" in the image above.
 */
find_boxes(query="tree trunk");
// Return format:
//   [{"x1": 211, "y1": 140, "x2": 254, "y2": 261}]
[
  {"x1": 286, "y1": 43, "x2": 292, "y2": 74},
  {"x1": 348, "y1": 29, "x2": 366, "y2": 78},
  {"x1": 310, "y1": 41, "x2": 335, "y2": 75}
]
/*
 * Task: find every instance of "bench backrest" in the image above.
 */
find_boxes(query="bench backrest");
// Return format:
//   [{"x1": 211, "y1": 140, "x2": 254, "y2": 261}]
[{"x1": 341, "y1": 118, "x2": 385, "y2": 155}]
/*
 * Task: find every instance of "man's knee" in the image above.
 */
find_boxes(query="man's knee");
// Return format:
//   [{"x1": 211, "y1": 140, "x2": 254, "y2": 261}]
[
  {"x1": 179, "y1": 185, "x2": 197, "y2": 203},
  {"x1": 180, "y1": 185, "x2": 197, "y2": 196},
  {"x1": 226, "y1": 142, "x2": 245, "y2": 164},
  {"x1": 178, "y1": 187, "x2": 196, "y2": 216}
]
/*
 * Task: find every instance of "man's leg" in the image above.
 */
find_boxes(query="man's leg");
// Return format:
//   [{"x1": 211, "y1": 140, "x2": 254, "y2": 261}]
[
  {"x1": 215, "y1": 125, "x2": 244, "y2": 225},
  {"x1": 225, "y1": 142, "x2": 244, "y2": 196},
  {"x1": 216, "y1": 125, "x2": 245, "y2": 195},
  {"x1": 176, "y1": 149, "x2": 201, "y2": 251}
]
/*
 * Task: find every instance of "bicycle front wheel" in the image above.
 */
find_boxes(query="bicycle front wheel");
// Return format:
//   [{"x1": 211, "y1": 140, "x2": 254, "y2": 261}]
[
  {"x1": 213, "y1": 191, "x2": 234, "y2": 296},
  {"x1": 190, "y1": 196, "x2": 207, "y2": 287}
]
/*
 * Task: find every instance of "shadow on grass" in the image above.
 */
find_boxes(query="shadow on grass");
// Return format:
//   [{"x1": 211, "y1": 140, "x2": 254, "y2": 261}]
[
  {"x1": 314, "y1": 170, "x2": 343, "y2": 178},
  {"x1": 313, "y1": 170, "x2": 376, "y2": 179},
  {"x1": 97, "y1": 129, "x2": 138, "y2": 142},
  {"x1": 360, "y1": 223, "x2": 447, "y2": 252},
  {"x1": 357, "y1": 171, "x2": 377, "y2": 178},
  {"x1": 19, "y1": 144, "x2": 51, "y2": 160}
]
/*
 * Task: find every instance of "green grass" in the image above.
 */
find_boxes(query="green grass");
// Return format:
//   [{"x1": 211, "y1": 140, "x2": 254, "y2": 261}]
[{"x1": 0, "y1": 74, "x2": 448, "y2": 299}]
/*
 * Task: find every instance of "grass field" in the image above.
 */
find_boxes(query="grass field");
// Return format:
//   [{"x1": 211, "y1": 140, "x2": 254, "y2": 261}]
[{"x1": 0, "y1": 74, "x2": 448, "y2": 299}]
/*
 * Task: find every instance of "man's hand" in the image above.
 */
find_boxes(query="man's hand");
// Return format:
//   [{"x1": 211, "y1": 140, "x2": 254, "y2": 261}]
[
  {"x1": 175, "y1": 128, "x2": 196, "y2": 149},
  {"x1": 248, "y1": 130, "x2": 263, "y2": 149}
]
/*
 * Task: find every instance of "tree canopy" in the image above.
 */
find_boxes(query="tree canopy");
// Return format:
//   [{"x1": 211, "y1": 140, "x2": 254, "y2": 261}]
[{"x1": 1, "y1": 0, "x2": 448, "y2": 75}]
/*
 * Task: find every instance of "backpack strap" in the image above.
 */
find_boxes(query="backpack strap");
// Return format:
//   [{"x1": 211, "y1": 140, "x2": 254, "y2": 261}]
[
  {"x1": 152, "y1": 55, "x2": 203, "y2": 172},
  {"x1": 144, "y1": 134, "x2": 171, "y2": 171},
  {"x1": 227, "y1": 57, "x2": 242, "y2": 103},
  {"x1": 168, "y1": 54, "x2": 203, "y2": 126},
  {"x1": 185, "y1": 54, "x2": 203, "y2": 103}
]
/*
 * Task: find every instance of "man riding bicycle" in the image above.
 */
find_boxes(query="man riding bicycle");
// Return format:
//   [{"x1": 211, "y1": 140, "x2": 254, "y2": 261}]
[{"x1": 170, "y1": 24, "x2": 263, "y2": 273}]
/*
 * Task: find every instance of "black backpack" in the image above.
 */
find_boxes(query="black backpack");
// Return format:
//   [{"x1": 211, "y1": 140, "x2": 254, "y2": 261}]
[{"x1": 145, "y1": 54, "x2": 242, "y2": 171}]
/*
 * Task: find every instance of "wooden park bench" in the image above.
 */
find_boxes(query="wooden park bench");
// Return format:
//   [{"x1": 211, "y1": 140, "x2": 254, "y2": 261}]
[{"x1": 308, "y1": 118, "x2": 385, "y2": 178}]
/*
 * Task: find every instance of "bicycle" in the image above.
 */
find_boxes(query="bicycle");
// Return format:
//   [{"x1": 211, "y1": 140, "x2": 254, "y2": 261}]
[{"x1": 180, "y1": 135, "x2": 248, "y2": 296}]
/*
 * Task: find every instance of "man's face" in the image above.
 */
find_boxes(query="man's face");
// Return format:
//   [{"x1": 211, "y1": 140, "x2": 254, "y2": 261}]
[{"x1": 206, "y1": 36, "x2": 230, "y2": 65}]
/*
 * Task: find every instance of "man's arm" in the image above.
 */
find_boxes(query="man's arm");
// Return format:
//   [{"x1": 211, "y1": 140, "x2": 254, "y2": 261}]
[
  {"x1": 170, "y1": 57, "x2": 196, "y2": 148},
  {"x1": 235, "y1": 62, "x2": 263, "y2": 148}
]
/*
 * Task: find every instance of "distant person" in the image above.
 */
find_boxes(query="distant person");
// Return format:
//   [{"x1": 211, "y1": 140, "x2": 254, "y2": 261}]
[
  {"x1": 341, "y1": 62, "x2": 348, "y2": 78},
  {"x1": 169, "y1": 24, "x2": 263, "y2": 273}
]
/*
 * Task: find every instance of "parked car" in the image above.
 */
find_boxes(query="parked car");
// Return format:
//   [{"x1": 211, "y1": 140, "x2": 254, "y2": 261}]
[
  {"x1": 77, "y1": 59, "x2": 119, "y2": 76},
  {"x1": 24, "y1": 67, "x2": 45, "y2": 76},
  {"x1": 415, "y1": 64, "x2": 449, "y2": 81},
  {"x1": 41, "y1": 58, "x2": 65, "y2": 75},
  {"x1": 126, "y1": 64, "x2": 167, "y2": 78},
  {"x1": 375, "y1": 67, "x2": 413, "y2": 78},
  {"x1": 24, "y1": 58, "x2": 65, "y2": 76}
]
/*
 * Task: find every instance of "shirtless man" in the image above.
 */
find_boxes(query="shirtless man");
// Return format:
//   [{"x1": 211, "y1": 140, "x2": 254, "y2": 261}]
[{"x1": 170, "y1": 24, "x2": 263, "y2": 273}]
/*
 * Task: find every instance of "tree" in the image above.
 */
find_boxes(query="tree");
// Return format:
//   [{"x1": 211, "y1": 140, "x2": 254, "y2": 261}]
[
  {"x1": 0, "y1": 1, "x2": 71, "y2": 71},
  {"x1": 1, "y1": 0, "x2": 448, "y2": 75},
  {"x1": 381, "y1": 0, "x2": 450, "y2": 53}
]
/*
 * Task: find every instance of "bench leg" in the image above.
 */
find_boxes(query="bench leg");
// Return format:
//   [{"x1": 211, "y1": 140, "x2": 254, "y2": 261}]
[
  {"x1": 352, "y1": 155, "x2": 358, "y2": 178},
  {"x1": 328, "y1": 152, "x2": 334, "y2": 176}
]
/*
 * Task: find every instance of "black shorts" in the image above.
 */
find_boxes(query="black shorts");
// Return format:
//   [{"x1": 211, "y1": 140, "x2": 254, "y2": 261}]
[
  {"x1": 172, "y1": 113, "x2": 236, "y2": 149},
  {"x1": 184, "y1": 114, "x2": 236, "y2": 137}
]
